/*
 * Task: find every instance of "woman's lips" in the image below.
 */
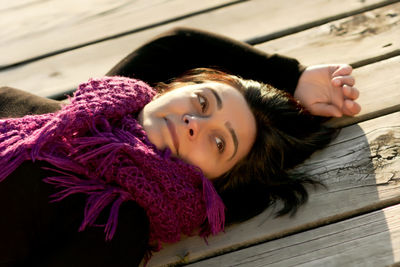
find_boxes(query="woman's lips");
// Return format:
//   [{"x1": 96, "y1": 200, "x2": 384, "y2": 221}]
[{"x1": 165, "y1": 118, "x2": 180, "y2": 156}]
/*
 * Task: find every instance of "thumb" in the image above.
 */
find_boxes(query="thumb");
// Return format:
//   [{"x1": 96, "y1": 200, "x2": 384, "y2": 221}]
[{"x1": 310, "y1": 103, "x2": 343, "y2": 117}]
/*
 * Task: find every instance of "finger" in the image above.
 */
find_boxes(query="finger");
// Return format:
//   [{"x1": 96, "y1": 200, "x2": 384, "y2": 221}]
[
  {"x1": 331, "y1": 64, "x2": 353, "y2": 77},
  {"x1": 330, "y1": 85, "x2": 345, "y2": 111},
  {"x1": 342, "y1": 99, "x2": 361, "y2": 116},
  {"x1": 310, "y1": 103, "x2": 343, "y2": 117},
  {"x1": 332, "y1": 75, "x2": 355, "y2": 87},
  {"x1": 342, "y1": 85, "x2": 359, "y2": 100}
]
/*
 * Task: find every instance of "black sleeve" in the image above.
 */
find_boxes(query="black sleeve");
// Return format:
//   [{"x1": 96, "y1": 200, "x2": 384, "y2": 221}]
[
  {"x1": 35, "y1": 201, "x2": 150, "y2": 267},
  {"x1": 0, "y1": 161, "x2": 149, "y2": 267},
  {"x1": 106, "y1": 27, "x2": 305, "y2": 94},
  {"x1": 0, "y1": 86, "x2": 61, "y2": 118}
]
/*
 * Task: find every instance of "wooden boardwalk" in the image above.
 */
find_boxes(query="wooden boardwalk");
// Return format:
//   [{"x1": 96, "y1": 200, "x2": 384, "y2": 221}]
[{"x1": 1, "y1": 0, "x2": 400, "y2": 266}]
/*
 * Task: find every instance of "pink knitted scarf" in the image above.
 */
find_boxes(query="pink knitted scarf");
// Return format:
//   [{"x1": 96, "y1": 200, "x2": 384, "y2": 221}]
[{"x1": 0, "y1": 76, "x2": 225, "y2": 248}]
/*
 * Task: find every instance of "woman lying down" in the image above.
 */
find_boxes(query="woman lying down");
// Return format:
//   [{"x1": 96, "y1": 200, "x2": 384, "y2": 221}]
[{"x1": 0, "y1": 27, "x2": 360, "y2": 267}]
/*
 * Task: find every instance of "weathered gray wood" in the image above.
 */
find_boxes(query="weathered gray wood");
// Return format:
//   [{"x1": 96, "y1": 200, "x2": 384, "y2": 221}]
[
  {"x1": 188, "y1": 203, "x2": 400, "y2": 267},
  {"x1": 0, "y1": 0, "x2": 237, "y2": 67},
  {"x1": 256, "y1": 3, "x2": 400, "y2": 67},
  {"x1": 0, "y1": 0, "x2": 394, "y2": 96},
  {"x1": 143, "y1": 111, "x2": 400, "y2": 266}
]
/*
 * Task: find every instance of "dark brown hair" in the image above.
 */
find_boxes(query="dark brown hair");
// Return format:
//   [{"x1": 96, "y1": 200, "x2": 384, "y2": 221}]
[{"x1": 157, "y1": 68, "x2": 336, "y2": 224}]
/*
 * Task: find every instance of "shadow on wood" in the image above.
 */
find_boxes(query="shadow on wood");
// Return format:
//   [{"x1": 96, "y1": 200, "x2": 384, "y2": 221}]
[{"x1": 179, "y1": 118, "x2": 400, "y2": 267}]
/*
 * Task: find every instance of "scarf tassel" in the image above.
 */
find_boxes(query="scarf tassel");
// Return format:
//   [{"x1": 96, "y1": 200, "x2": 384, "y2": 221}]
[
  {"x1": 0, "y1": 133, "x2": 30, "y2": 182},
  {"x1": 0, "y1": 151, "x2": 27, "y2": 182},
  {"x1": 44, "y1": 172, "x2": 130, "y2": 241},
  {"x1": 201, "y1": 178, "x2": 225, "y2": 236}
]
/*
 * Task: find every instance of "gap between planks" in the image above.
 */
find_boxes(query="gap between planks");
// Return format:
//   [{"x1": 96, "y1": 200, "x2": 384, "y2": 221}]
[
  {"x1": 0, "y1": 0, "x2": 395, "y2": 70},
  {"x1": 1, "y1": 0, "x2": 399, "y2": 107},
  {"x1": 0, "y1": 0, "x2": 245, "y2": 70},
  {"x1": 255, "y1": 3, "x2": 400, "y2": 68},
  {"x1": 187, "y1": 203, "x2": 400, "y2": 267},
  {"x1": 245, "y1": 0, "x2": 400, "y2": 45}
]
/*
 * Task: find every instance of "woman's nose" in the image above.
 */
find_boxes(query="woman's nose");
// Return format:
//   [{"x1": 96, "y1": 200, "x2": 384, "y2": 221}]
[{"x1": 183, "y1": 114, "x2": 200, "y2": 140}]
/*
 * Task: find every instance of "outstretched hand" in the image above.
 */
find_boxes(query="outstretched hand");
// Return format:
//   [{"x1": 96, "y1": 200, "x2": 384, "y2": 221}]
[{"x1": 294, "y1": 64, "x2": 361, "y2": 117}]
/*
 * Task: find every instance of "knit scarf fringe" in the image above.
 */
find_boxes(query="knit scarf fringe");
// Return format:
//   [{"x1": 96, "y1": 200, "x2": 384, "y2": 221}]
[{"x1": 0, "y1": 76, "x2": 225, "y2": 247}]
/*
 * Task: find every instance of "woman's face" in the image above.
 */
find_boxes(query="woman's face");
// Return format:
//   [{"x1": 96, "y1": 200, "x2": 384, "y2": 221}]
[{"x1": 139, "y1": 82, "x2": 256, "y2": 178}]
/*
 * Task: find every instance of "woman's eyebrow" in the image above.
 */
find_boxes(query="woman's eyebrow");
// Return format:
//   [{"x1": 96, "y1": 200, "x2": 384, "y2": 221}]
[
  {"x1": 225, "y1": 121, "x2": 238, "y2": 161},
  {"x1": 209, "y1": 88, "x2": 222, "y2": 109},
  {"x1": 208, "y1": 88, "x2": 238, "y2": 160}
]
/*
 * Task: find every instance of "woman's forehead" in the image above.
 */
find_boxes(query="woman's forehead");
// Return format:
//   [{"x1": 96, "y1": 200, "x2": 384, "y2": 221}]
[
  {"x1": 176, "y1": 82, "x2": 240, "y2": 99},
  {"x1": 193, "y1": 81, "x2": 235, "y2": 91}
]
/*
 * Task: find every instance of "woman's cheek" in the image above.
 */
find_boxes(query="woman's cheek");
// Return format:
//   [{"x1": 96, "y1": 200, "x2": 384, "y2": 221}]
[{"x1": 183, "y1": 145, "x2": 213, "y2": 175}]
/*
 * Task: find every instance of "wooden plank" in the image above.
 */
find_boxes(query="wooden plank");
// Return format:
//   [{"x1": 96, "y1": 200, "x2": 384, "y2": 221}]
[
  {"x1": 143, "y1": 111, "x2": 400, "y2": 266},
  {"x1": 0, "y1": 0, "x2": 394, "y2": 96},
  {"x1": 0, "y1": 0, "x2": 238, "y2": 67},
  {"x1": 255, "y1": 2, "x2": 400, "y2": 67},
  {"x1": 188, "y1": 203, "x2": 400, "y2": 267}
]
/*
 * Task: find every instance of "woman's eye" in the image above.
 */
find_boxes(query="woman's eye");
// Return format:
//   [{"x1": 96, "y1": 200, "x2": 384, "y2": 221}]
[
  {"x1": 215, "y1": 137, "x2": 225, "y2": 153},
  {"x1": 197, "y1": 94, "x2": 208, "y2": 113}
]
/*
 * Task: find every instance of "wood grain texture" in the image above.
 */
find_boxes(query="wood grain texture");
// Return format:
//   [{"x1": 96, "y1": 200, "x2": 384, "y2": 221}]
[
  {"x1": 256, "y1": 3, "x2": 400, "y2": 67},
  {"x1": 188, "y1": 203, "x2": 400, "y2": 267},
  {"x1": 0, "y1": 0, "x2": 238, "y2": 67},
  {"x1": 0, "y1": 0, "x2": 394, "y2": 97},
  {"x1": 143, "y1": 111, "x2": 400, "y2": 266}
]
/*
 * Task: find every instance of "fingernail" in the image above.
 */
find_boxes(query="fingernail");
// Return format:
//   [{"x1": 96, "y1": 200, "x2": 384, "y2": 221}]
[{"x1": 333, "y1": 79, "x2": 341, "y2": 86}]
